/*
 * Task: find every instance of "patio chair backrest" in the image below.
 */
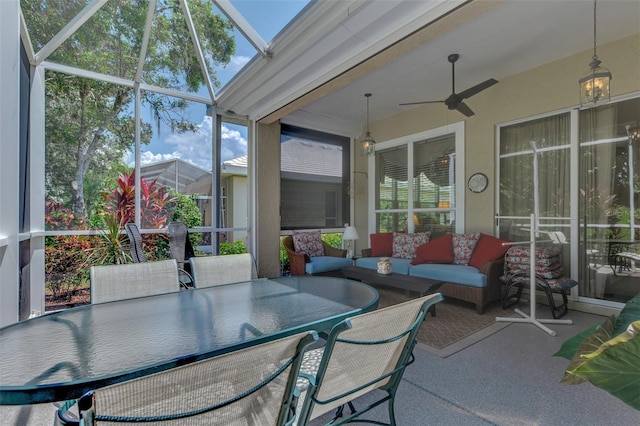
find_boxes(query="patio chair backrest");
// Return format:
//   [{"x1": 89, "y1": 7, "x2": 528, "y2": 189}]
[
  {"x1": 296, "y1": 292, "x2": 443, "y2": 425},
  {"x1": 124, "y1": 223, "x2": 146, "y2": 263},
  {"x1": 57, "y1": 331, "x2": 318, "y2": 426},
  {"x1": 190, "y1": 253, "x2": 258, "y2": 288},
  {"x1": 90, "y1": 259, "x2": 180, "y2": 304},
  {"x1": 168, "y1": 221, "x2": 195, "y2": 267}
]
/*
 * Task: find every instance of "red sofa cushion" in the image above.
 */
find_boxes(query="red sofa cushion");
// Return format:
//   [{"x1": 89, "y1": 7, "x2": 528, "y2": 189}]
[
  {"x1": 411, "y1": 234, "x2": 454, "y2": 265},
  {"x1": 468, "y1": 233, "x2": 511, "y2": 269},
  {"x1": 370, "y1": 233, "x2": 393, "y2": 257}
]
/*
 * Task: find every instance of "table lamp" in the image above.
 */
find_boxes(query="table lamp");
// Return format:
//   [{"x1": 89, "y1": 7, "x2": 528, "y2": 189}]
[{"x1": 343, "y1": 224, "x2": 359, "y2": 259}]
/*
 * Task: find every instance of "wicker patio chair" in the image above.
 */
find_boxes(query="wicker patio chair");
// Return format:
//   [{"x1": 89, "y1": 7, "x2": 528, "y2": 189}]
[
  {"x1": 295, "y1": 293, "x2": 443, "y2": 426},
  {"x1": 283, "y1": 235, "x2": 350, "y2": 276},
  {"x1": 89, "y1": 259, "x2": 181, "y2": 304},
  {"x1": 190, "y1": 253, "x2": 258, "y2": 288},
  {"x1": 56, "y1": 331, "x2": 318, "y2": 426}
]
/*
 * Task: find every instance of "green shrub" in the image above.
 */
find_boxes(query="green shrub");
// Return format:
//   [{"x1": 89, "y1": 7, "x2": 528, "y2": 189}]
[
  {"x1": 322, "y1": 232, "x2": 343, "y2": 249},
  {"x1": 220, "y1": 240, "x2": 247, "y2": 255}
]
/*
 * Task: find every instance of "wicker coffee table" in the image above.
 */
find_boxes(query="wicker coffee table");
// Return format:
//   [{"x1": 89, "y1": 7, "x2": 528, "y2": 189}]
[{"x1": 341, "y1": 265, "x2": 443, "y2": 315}]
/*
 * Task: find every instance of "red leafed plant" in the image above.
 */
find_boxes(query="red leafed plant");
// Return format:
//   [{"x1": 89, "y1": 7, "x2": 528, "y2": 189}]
[
  {"x1": 101, "y1": 171, "x2": 176, "y2": 229},
  {"x1": 100, "y1": 171, "x2": 176, "y2": 261}
]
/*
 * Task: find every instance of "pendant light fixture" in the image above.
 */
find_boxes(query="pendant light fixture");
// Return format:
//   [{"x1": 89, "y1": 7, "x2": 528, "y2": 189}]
[
  {"x1": 579, "y1": 0, "x2": 612, "y2": 106},
  {"x1": 361, "y1": 93, "x2": 376, "y2": 156}
]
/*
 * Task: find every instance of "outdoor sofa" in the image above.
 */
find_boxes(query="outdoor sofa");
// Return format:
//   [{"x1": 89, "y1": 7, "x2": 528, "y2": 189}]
[{"x1": 353, "y1": 232, "x2": 509, "y2": 314}]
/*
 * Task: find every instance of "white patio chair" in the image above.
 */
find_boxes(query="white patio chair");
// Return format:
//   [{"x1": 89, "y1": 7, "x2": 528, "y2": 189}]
[
  {"x1": 296, "y1": 293, "x2": 443, "y2": 425},
  {"x1": 89, "y1": 259, "x2": 181, "y2": 304},
  {"x1": 56, "y1": 331, "x2": 318, "y2": 426},
  {"x1": 190, "y1": 253, "x2": 258, "y2": 288}
]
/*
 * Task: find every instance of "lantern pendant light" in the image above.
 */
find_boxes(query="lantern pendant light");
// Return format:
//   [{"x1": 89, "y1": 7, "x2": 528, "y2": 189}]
[
  {"x1": 361, "y1": 93, "x2": 376, "y2": 156},
  {"x1": 579, "y1": 0, "x2": 612, "y2": 106}
]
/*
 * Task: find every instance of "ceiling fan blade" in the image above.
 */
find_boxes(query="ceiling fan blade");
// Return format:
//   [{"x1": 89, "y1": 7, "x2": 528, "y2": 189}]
[
  {"x1": 457, "y1": 78, "x2": 498, "y2": 100},
  {"x1": 399, "y1": 100, "x2": 444, "y2": 106},
  {"x1": 455, "y1": 102, "x2": 475, "y2": 117}
]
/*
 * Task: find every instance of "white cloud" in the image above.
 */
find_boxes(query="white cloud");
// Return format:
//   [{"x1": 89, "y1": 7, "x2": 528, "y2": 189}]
[
  {"x1": 140, "y1": 151, "x2": 180, "y2": 165},
  {"x1": 228, "y1": 55, "x2": 251, "y2": 71},
  {"x1": 136, "y1": 116, "x2": 248, "y2": 169}
]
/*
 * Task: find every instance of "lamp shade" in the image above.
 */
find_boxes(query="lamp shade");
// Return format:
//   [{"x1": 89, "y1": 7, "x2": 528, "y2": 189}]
[{"x1": 343, "y1": 226, "x2": 359, "y2": 241}]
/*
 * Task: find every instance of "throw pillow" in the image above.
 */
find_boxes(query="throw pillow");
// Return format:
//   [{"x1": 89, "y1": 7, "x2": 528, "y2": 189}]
[
  {"x1": 411, "y1": 234, "x2": 454, "y2": 265},
  {"x1": 392, "y1": 232, "x2": 430, "y2": 259},
  {"x1": 452, "y1": 233, "x2": 480, "y2": 265},
  {"x1": 370, "y1": 233, "x2": 394, "y2": 257},
  {"x1": 468, "y1": 233, "x2": 511, "y2": 269},
  {"x1": 292, "y1": 231, "x2": 324, "y2": 257}
]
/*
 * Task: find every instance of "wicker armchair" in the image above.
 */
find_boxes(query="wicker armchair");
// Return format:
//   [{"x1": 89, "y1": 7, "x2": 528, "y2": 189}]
[{"x1": 283, "y1": 235, "x2": 349, "y2": 276}]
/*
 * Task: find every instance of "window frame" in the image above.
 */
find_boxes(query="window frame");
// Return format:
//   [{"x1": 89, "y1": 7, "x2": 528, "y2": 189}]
[
  {"x1": 367, "y1": 122, "x2": 466, "y2": 236},
  {"x1": 279, "y1": 124, "x2": 351, "y2": 231}
]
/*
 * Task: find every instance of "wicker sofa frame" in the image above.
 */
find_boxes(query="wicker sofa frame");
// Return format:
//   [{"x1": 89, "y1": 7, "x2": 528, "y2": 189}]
[{"x1": 359, "y1": 248, "x2": 504, "y2": 314}]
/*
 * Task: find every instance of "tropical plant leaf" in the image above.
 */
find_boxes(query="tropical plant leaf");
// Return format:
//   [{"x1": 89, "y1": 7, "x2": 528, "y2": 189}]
[
  {"x1": 554, "y1": 323, "x2": 600, "y2": 360},
  {"x1": 568, "y1": 324, "x2": 640, "y2": 410},
  {"x1": 583, "y1": 321, "x2": 640, "y2": 359},
  {"x1": 559, "y1": 315, "x2": 616, "y2": 384},
  {"x1": 613, "y1": 300, "x2": 640, "y2": 336}
]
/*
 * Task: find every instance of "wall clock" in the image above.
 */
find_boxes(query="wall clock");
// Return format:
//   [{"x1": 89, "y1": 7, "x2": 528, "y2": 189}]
[{"x1": 468, "y1": 172, "x2": 488, "y2": 193}]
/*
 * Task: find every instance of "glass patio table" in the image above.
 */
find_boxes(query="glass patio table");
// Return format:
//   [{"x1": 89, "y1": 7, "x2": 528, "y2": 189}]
[{"x1": 0, "y1": 276, "x2": 378, "y2": 405}]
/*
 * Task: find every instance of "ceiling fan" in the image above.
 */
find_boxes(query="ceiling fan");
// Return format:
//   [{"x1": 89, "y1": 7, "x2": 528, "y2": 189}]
[{"x1": 400, "y1": 53, "x2": 498, "y2": 117}]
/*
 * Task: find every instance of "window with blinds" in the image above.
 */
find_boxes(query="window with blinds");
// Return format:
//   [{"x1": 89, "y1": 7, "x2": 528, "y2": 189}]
[{"x1": 375, "y1": 135, "x2": 456, "y2": 236}]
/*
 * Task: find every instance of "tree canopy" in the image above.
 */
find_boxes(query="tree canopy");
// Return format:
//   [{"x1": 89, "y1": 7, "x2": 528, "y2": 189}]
[{"x1": 23, "y1": 0, "x2": 235, "y2": 225}]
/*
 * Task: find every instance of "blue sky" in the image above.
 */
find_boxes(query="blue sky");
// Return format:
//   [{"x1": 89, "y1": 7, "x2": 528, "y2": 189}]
[{"x1": 138, "y1": 1, "x2": 310, "y2": 170}]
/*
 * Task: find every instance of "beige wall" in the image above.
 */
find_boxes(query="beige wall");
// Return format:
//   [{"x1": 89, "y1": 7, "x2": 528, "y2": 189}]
[
  {"x1": 230, "y1": 175, "x2": 248, "y2": 244},
  {"x1": 353, "y1": 34, "x2": 639, "y2": 252}
]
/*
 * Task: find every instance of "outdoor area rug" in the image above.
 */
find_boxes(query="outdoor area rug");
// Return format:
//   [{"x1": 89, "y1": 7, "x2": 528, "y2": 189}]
[{"x1": 376, "y1": 287, "x2": 521, "y2": 358}]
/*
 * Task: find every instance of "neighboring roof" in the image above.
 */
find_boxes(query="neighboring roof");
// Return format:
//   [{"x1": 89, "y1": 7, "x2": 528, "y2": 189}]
[
  {"x1": 280, "y1": 139, "x2": 342, "y2": 180},
  {"x1": 221, "y1": 156, "x2": 248, "y2": 177},
  {"x1": 140, "y1": 158, "x2": 211, "y2": 194},
  {"x1": 222, "y1": 138, "x2": 343, "y2": 181},
  {"x1": 145, "y1": 137, "x2": 344, "y2": 193}
]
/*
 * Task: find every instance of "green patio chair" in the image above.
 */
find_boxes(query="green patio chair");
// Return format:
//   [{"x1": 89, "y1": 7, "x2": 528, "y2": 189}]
[
  {"x1": 295, "y1": 293, "x2": 443, "y2": 426},
  {"x1": 56, "y1": 331, "x2": 318, "y2": 425}
]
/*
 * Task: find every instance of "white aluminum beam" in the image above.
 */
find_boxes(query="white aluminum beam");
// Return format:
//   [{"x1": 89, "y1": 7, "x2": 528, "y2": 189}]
[
  {"x1": 214, "y1": 0, "x2": 269, "y2": 57},
  {"x1": 34, "y1": 0, "x2": 108, "y2": 66},
  {"x1": 19, "y1": 10, "x2": 36, "y2": 66},
  {"x1": 134, "y1": 0, "x2": 157, "y2": 84},
  {"x1": 180, "y1": 0, "x2": 217, "y2": 102}
]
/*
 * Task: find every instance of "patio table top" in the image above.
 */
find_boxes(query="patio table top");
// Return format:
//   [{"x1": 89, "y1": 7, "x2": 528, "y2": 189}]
[{"x1": 0, "y1": 276, "x2": 378, "y2": 405}]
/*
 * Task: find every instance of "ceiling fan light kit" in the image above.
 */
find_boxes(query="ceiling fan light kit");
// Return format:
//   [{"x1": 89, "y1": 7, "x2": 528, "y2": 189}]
[
  {"x1": 399, "y1": 53, "x2": 498, "y2": 117},
  {"x1": 579, "y1": 0, "x2": 611, "y2": 107}
]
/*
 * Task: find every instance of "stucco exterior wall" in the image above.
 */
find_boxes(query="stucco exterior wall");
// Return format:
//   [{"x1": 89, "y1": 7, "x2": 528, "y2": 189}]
[
  {"x1": 255, "y1": 122, "x2": 282, "y2": 277},
  {"x1": 353, "y1": 34, "x2": 639, "y2": 250}
]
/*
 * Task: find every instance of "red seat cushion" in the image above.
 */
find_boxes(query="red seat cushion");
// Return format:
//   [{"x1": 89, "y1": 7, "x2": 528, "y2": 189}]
[
  {"x1": 411, "y1": 234, "x2": 454, "y2": 265},
  {"x1": 468, "y1": 233, "x2": 511, "y2": 269},
  {"x1": 370, "y1": 233, "x2": 393, "y2": 257}
]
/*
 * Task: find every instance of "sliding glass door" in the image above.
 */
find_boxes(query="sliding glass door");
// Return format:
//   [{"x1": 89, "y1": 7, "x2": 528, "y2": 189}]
[
  {"x1": 579, "y1": 98, "x2": 639, "y2": 302},
  {"x1": 498, "y1": 96, "x2": 639, "y2": 305}
]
